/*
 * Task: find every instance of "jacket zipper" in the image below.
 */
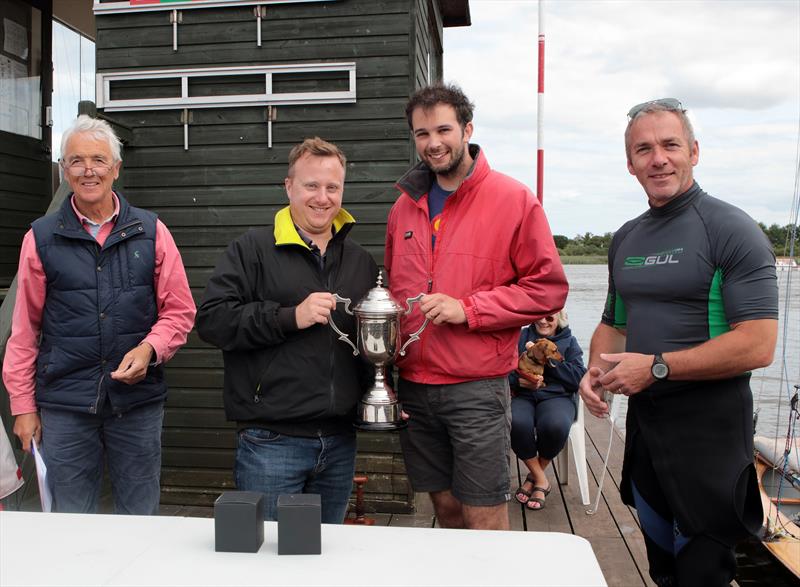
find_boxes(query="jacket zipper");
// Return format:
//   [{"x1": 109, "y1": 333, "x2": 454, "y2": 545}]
[
  {"x1": 326, "y1": 251, "x2": 337, "y2": 416},
  {"x1": 252, "y1": 245, "x2": 335, "y2": 408},
  {"x1": 93, "y1": 240, "x2": 104, "y2": 414},
  {"x1": 418, "y1": 192, "x2": 454, "y2": 373},
  {"x1": 90, "y1": 374, "x2": 104, "y2": 414}
]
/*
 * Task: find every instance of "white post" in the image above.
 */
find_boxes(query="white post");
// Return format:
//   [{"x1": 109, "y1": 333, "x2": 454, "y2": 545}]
[{"x1": 536, "y1": 0, "x2": 545, "y2": 204}]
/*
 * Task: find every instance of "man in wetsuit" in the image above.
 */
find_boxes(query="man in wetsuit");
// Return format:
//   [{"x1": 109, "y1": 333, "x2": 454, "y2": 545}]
[{"x1": 578, "y1": 98, "x2": 778, "y2": 586}]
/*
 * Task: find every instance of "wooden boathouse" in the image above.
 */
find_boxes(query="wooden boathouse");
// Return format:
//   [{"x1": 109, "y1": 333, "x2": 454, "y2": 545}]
[{"x1": 0, "y1": 0, "x2": 471, "y2": 514}]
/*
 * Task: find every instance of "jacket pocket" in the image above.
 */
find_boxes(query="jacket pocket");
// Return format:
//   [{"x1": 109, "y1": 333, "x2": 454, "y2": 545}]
[
  {"x1": 36, "y1": 346, "x2": 80, "y2": 385},
  {"x1": 253, "y1": 349, "x2": 279, "y2": 402},
  {"x1": 116, "y1": 242, "x2": 133, "y2": 291},
  {"x1": 36, "y1": 348, "x2": 56, "y2": 385}
]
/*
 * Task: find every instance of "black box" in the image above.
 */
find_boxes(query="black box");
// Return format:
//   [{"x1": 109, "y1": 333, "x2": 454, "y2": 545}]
[
  {"x1": 214, "y1": 491, "x2": 265, "y2": 553},
  {"x1": 277, "y1": 494, "x2": 321, "y2": 555}
]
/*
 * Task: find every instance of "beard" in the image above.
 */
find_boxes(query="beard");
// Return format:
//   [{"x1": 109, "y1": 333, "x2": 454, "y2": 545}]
[{"x1": 425, "y1": 142, "x2": 467, "y2": 177}]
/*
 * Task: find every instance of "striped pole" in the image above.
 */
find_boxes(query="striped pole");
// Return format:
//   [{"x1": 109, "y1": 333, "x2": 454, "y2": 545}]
[{"x1": 536, "y1": 0, "x2": 545, "y2": 204}]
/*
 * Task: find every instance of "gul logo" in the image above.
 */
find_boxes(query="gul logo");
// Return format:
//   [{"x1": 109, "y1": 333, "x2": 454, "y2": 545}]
[{"x1": 624, "y1": 248, "x2": 683, "y2": 268}]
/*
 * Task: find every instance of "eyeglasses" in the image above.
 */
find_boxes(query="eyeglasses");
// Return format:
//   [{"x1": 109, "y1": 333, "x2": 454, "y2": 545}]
[
  {"x1": 60, "y1": 159, "x2": 115, "y2": 177},
  {"x1": 537, "y1": 315, "x2": 556, "y2": 323},
  {"x1": 627, "y1": 98, "x2": 684, "y2": 119}
]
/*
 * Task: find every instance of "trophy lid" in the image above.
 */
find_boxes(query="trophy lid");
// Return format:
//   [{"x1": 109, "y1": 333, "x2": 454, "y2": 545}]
[{"x1": 353, "y1": 272, "x2": 405, "y2": 316}]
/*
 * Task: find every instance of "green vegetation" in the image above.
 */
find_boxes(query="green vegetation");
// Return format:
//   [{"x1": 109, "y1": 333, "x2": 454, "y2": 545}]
[
  {"x1": 554, "y1": 232, "x2": 614, "y2": 261},
  {"x1": 554, "y1": 223, "x2": 798, "y2": 264},
  {"x1": 757, "y1": 223, "x2": 799, "y2": 257},
  {"x1": 559, "y1": 255, "x2": 606, "y2": 265}
]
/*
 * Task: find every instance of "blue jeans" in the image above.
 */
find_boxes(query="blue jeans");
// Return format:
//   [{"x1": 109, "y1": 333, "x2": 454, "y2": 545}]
[
  {"x1": 39, "y1": 400, "x2": 164, "y2": 515},
  {"x1": 235, "y1": 428, "x2": 357, "y2": 523},
  {"x1": 510, "y1": 392, "x2": 576, "y2": 461}
]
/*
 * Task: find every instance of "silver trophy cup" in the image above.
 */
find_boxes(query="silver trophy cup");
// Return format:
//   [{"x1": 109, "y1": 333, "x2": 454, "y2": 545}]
[{"x1": 329, "y1": 273, "x2": 428, "y2": 430}]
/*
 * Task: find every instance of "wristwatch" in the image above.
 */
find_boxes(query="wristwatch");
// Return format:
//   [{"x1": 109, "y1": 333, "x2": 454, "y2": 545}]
[{"x1": 651, "y1": 353, "x2": 670, "y2": 381}]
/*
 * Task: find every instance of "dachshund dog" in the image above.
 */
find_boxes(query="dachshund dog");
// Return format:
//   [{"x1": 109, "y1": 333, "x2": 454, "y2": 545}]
[{"x1": 517, "y1": 338, "x2": 563, "y2": 386}]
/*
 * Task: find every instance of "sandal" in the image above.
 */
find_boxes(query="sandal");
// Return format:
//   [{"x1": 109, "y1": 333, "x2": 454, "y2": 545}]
[
  {"x1": 526, "y1": 485, "x2": 551, "y2": 511},
  {"x1": 514, "y1": 474, "x2": 535, "y2": 504}
]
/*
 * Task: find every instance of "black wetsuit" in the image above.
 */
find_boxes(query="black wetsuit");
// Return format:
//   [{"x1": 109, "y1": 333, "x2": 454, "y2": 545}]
[{"x1": 602, "y1": 182, "x2": 778, "y2": 586}]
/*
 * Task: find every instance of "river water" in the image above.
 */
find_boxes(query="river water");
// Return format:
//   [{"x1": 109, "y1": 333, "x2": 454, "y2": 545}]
[{"x1": 562, "y1": 264, "x2": 800, "y2": 439}]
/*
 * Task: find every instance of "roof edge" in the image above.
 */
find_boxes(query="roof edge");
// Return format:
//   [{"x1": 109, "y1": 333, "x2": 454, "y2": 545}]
[{"x1": 438, "y1": 0, "x2": 471, "y2": 27}]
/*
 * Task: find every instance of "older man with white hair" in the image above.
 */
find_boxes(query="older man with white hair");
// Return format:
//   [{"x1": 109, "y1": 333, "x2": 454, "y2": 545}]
[{"x1": 2, "y1": 115, "x2": 195, "y2": 514}]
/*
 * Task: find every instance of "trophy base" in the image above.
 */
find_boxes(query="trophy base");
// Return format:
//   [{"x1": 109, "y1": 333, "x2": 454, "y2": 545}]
[
  {"x1": 353, "y1": 419, "x2": 407, "y2": 431},
  {"x1": 354, "y1": 397, "x2": 406, "y2": 431}
]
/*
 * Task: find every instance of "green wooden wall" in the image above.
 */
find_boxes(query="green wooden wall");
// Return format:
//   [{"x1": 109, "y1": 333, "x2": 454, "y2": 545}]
[
  {"x1": 94, "y1": 0, "x2": 447, "y2": 513},
  {"x1": 0, "y1": 135, "x2": 51, "y2": 288}
]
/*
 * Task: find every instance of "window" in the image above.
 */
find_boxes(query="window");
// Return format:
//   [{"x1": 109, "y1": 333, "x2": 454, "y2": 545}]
[
  {"x1": 0, "y1": 0, "x2": 42, "y2": 139},
  {"x1": 52, "y1": 20, "x2": 95, "y2": 161}
]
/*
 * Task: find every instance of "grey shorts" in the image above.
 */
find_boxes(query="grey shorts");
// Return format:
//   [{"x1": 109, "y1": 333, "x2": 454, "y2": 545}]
[{"x1": 398, "y1": 377, "x2": 512, "y2": 506}]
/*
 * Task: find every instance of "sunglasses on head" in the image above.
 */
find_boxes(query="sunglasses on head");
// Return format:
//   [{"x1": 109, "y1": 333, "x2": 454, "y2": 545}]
[{"x1": 627, "y1": 98, "x2": 683, "y2": 119}]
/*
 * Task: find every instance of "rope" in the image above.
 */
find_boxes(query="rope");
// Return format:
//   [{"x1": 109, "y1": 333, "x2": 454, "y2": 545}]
[{"x1": 586, "y1": 395, "x2": 621, "y2": 515}]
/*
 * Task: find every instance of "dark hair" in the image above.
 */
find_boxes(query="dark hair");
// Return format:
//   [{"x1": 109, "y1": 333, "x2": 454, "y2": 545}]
[
  {"x1": 405, "y1": 83, "x2": 475, "y2": 129},
  {"x1": 287, "y1": 137, "x2": 346, "y2": 176}
]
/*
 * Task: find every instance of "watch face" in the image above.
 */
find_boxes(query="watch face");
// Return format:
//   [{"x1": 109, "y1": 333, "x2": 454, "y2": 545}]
[{"x1": 652, "y1": 362, "x2": 669, "y2": 379}]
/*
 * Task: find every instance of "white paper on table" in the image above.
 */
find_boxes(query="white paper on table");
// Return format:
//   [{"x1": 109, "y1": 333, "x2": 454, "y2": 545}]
[{"x1": 31, "y1": 439, "x2": 52, "y2": 512}]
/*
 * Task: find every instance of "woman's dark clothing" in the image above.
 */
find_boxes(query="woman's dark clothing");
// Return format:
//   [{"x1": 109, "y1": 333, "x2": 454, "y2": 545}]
[{"x1": 509, "y1": 325, "x2": 586, "y2": 460}]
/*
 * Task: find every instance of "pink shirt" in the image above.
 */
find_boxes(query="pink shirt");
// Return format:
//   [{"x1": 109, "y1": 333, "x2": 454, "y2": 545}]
[{"x1": 2, "y1": 194, "x2": 196, "y2": 415}]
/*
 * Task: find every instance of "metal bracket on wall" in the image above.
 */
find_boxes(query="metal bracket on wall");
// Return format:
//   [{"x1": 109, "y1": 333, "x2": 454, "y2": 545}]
[
  {"x1": 180, "y1": 109, "x2": 193, "y2": 151},
  {"x1": 169, "y1": 10, "x2": 183, "y2": 52},
  {"x1": 265, "y1": 105, "x2": 277, "y2": 148},
  {"x1": 254, "y1": 5, "x2": 265, "y2": 47}
]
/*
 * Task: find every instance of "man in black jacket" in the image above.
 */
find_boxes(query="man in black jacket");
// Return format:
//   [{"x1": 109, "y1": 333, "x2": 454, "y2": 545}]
[{"x1": 196, "y1": 138, "x2": 377, "y2": 522}]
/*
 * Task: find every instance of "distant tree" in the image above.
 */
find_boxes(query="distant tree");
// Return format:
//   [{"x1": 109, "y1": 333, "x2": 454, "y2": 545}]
[
  {"x1": 570, "y1": 232, "x2": 614, "y2": 252},
  {"x1": 757, "y1": 222, "x2": 798, "y2": 256},
  {"x1": 553, "y1": 234, "x2": 569, "y2": 250}
]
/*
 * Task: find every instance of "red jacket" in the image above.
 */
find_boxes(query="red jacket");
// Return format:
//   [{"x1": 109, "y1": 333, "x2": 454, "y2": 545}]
[{"x1": 385, "y1": 146, "x2": 568, "y2": 384}]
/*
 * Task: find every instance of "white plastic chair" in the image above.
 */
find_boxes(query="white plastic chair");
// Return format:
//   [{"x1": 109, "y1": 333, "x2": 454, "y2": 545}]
[{"x1": 555, "y1": 395, "x2": 591, "y2": 505}]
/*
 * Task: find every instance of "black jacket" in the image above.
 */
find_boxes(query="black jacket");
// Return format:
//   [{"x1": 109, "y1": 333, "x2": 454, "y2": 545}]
[{"x1": 196, "y1": 207, "x2": 378, "y2": 436}]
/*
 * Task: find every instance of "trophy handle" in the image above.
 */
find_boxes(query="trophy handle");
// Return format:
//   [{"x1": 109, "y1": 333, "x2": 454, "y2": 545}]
[
  {"x1": 329, "y1": 294, "x2": 359, "y2": 356},
  {"x1": 399, "y1": 293, "x2": 430, "y2": 356}
]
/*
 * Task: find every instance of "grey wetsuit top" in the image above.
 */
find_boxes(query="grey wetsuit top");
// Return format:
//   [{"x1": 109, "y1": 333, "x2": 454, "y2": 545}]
[{"x1": 602, "y1": 182, "x2": 778, "y2": 355}]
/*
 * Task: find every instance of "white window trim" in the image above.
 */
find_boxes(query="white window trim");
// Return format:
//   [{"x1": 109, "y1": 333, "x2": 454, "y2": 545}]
[
  {"x1": 96, "y1": 62, "x2": 356, "y2": 111},
  {"x1": 93, "y1": 0, "x2": 336, "y2": 15}
]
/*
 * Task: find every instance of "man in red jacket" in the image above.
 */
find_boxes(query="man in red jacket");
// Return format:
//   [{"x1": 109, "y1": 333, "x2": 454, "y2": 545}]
[{"x1": 385, "y1": 83, "x2": 568, "y2": 529}]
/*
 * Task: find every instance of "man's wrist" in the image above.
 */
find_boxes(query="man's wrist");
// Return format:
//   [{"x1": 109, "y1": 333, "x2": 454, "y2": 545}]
[
  {"x1": 138, "y1": 341, "x2": 157, "y2": 366},
  {"x1": 650, "y1": 353, "x2": 670, "y2": 380}
]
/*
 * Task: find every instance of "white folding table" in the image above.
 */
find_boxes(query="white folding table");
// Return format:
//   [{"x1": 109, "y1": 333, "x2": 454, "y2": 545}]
[{"x1": 0, "y1": 511, "x2": 606, "y2": 586}]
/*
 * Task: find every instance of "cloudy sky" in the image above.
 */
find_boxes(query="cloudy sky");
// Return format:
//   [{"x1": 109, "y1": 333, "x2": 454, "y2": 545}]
[{"x1": 444, "y1": 0, "x2": 800, "y2": 238}]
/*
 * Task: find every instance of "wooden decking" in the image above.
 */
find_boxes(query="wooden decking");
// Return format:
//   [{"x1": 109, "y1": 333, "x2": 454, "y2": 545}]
[
  {"x1": 162, "y1": 408, "x2": 654, "y2": 586},
  {"x1": 384, "y1": 410, "x2": 653, "y2": 587}
]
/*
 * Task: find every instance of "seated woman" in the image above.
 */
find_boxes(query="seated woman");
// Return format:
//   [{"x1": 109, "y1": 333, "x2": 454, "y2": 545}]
[{"x1": 510, "y1": 310, "x2": 586, "y2": 510}]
